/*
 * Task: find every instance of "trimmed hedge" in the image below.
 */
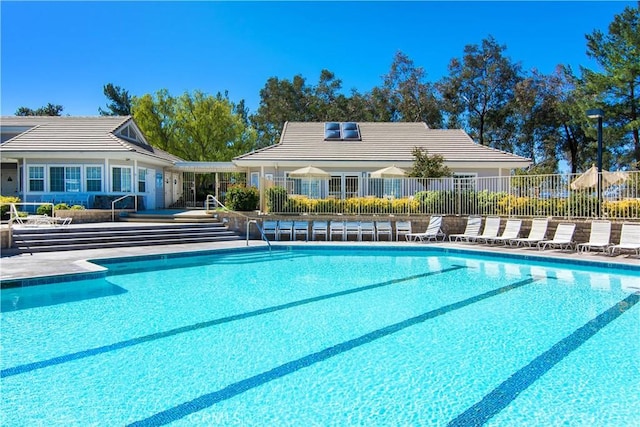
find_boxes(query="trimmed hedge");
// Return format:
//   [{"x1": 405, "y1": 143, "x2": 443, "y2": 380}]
[{"x1": 264, "y1": 188, "x2": 639, "y2": 218}]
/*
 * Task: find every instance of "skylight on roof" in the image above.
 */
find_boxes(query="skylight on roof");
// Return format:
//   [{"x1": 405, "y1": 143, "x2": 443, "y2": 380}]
[{"x1": 324, "y1": 122, "x2": 361, "y2": 141}]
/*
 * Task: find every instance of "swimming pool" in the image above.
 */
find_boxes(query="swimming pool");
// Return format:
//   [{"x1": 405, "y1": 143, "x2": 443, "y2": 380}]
[{"x1": 1, "y1": 246, "x2": 639, "y2": 426}]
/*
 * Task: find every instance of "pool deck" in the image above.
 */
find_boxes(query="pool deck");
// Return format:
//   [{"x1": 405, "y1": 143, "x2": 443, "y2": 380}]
[{"x1": 1, "y1": 226, "x2": 638, "y2": 281}]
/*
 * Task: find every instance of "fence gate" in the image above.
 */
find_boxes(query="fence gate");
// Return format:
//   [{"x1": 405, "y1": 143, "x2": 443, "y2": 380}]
[{"x1": 181, "y1": 171, "x2": 197, "y2": 207}]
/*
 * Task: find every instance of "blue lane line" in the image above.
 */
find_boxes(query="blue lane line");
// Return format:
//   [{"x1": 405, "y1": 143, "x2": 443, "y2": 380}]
[
  {"x1": 127, "y1": 277, "x2": 538, "y2": 427},
  {"x1": 448, "y1": 293, "x2": 640, "y2": 427},
  {"x1": 1, "y1": 266, "x2": 465, "y2": 378}
]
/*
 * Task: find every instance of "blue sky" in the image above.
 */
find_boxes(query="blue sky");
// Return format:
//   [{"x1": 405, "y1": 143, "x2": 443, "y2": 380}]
[{"x1": 1, "y1": 1, "x2": 635, "y2": 117}]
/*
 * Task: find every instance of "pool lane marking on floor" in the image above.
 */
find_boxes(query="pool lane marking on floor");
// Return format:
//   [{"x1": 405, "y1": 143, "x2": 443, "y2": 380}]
[
  {"x1": 448, "y1": 292, "x2": 640, "y2": 427},
  {"x1": 127, "y1": 276, "x2": 539, "y2": 427},
  {"x1": 2, "y1": 265, "x2": 466, "y2": 378}
]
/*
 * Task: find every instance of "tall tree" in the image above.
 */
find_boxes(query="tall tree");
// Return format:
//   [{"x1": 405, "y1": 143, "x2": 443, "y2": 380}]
[
  {"x1": 380, "y1": 51, "x2": 442, "y2": 127},
  {"x1": 99, "y1": 83, "x2": 132, "y2": 116},
  {"x1": 582, "y1": 5, "x2": 640, "y2": 168},
  {"x1": 132, "y1": 89, "x2": 256, "y2": 161},
  {"x1": 15, "y1": 103, "x2": 63, "y2": 116},
  {"x1": 250, "y1": 75, "x2": 313, "y2": 148},
  {"x1": 437, "y1": 36, "x2": 522, "y2": 151}
]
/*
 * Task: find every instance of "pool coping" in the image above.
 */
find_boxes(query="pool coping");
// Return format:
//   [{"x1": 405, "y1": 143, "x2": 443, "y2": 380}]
[{"x1": 1, "y1": 240, "x2": 638, "y2": 287}]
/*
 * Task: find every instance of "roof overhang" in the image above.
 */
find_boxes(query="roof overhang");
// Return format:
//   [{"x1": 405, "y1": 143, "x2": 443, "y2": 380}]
[
  {"x1": 233, "y1": 159, "x2": 531, "y2": 169},
  {"x1": 0, "y1": 150, "x2": 176, "y2": 166},
  {"x1": 171, "y1": 161, "x2": 241, "y2": 173}
]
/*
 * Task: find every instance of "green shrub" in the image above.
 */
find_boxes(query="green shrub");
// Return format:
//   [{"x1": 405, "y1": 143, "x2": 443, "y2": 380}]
[
  {"x1": 224, "y1": 185, "x2": 259, "y2": 211},
  {"x1": 70, "y1": 205, "x2": 85, "y2": 210},
  {"x1": 54, "y1": 203, "x2": 70, "y2": 210},
  {"x1": 265, "y1": 186, "x2": 288, "y2": 213},
  {"x1": 0, "y1": 196, "x2": 21, "y2": 218},
  {"x1": 36, "y1": 204, "x2": 52, "y2": 216}
]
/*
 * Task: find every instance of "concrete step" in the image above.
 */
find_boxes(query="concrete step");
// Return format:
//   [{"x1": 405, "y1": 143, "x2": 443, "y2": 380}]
[
  {"x1": 11, "y1": 222, "x2": 242, "y2": 253},
  {"x1": 118, "y1": 211, "x2": 221, "y2": 224}
]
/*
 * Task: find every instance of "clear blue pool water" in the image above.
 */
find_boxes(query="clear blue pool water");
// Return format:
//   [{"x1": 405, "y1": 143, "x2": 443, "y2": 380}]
[{"x1": 1, "y1": 246, "x2": 639, "y2": 426}]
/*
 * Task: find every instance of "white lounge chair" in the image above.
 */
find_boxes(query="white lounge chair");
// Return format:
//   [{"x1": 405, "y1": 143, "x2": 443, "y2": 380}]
[
  {"x1": 261, "y1": 220, "x2": 278, "y2": 240},
  {"x1": 375, "y1": 221, "x2": 393, "y2": 241},
  {"x1": 293, "y1": 221, "x2": 309, "y2": 241},
  {"x1": 277, "y1": 220, "x2": 294, "y2": 241},
  {"x1": 484, "y1": 219, "x2": 522, "y2": 245},
  {"x1": 311, "y1": 220, "x2": 328, "y2": 241},
  {"x1": 395, "y1": 221, "x2": 412, "y2": 241},
  {"x1": 537, "y1": 223, "x2": 576, "y2": 251},
  {"x1": 345, "y1": 221, "x2": 361, "y2": 241},
  {"x1": 449, "y1": 216, "x2": 482, "y2": 242},
  {"x1": 509, "y1": 218, "x2": 549, "y2": 247},
  {"x1": 469, "y1": 216, "x2": 501, "y2": 243},
  {"x1": 609, "y1": 222, "x2": 640, "y2": 256},
  {"x1": 577, "y1": 220, "x2": 611, "y2": 254},
  {"x1": 405, "y1": 215, "x2": 446, "y2": 242},
  {"x1": 330, "y1": 220, "x2": 346, "y2": 241},
  {"x1": 359, "y1": 221, "x2": 376, "y2": 241}
]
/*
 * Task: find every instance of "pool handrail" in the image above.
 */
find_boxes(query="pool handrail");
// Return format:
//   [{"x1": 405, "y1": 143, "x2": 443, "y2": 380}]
[{"x1": 205, "y1": 194, "x2": 271, "y2": 251}]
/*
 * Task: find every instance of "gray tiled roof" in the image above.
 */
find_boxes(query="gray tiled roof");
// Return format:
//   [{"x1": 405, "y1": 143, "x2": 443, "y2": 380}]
[
  {"x1": 0, "y1": 116, "x2": 182, "y2": 163},
  {"x1": 235, "y1": 122, "x2": 531, "y2": 167}
]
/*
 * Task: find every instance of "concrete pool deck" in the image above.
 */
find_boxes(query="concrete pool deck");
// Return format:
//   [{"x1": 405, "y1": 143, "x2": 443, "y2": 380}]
[{"x1": 1, "y1": 235, "x2": 638, "y2": 281}]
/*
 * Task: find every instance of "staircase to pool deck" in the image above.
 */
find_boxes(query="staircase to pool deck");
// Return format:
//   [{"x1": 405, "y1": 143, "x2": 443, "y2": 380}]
[{"x1": 9, "y1": 211, "x2": 242, "y2": 253}]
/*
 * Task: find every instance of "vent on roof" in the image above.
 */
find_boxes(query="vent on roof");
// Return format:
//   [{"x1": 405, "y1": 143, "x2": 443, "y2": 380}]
[{"x1": 324, "y1": 122, "x2": 361, "y2": 141}]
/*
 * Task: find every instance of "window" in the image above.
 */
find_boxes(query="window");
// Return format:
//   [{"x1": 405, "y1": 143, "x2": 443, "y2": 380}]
[
  {"x1": 119, "y1": 125, "x2": 138, "y2": 141},
  {"x1": 112, "y1": 167, "x2": 132, "y2": 192},
  {"x1": 454, "y1": 174, "x2": 477, "y2": 192},
  {"x1": 49, "y1": 166, "x2": 81, "y2": 192},
  {"x1": 138, "y1": 168, "x2": 147, "y2": 193},
  {"x1": 250, "y1": 172, "x2": 260, "y2": 188},
  {"x1": 86, "y1": 166, "x2": 102, "y2": 192},
  {"x1": 28, "y1": 166, "x2": 44, "y2": 192},
  {"x1": 329, "y1": 175, "x2": 360, "y2": 199}
]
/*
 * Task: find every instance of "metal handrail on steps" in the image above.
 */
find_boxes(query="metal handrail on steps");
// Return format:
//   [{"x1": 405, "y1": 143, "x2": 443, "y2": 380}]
[
  {"x1": 2, "y1": 202, "x2": 56, "y2": 248},
  {"x1": 205, "y1": 194, "x2": 271, "y2": 251},
  {"x1": 111, "y1": 194, "x2": 137, "y2": 222}
]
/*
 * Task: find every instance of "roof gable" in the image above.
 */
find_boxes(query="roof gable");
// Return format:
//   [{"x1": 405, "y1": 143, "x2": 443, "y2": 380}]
[{"x1": 0, "y1": 116, "x2": 182, "y2": 163}]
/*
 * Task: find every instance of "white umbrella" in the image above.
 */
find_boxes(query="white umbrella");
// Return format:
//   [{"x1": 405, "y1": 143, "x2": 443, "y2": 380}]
[
  {"x1": 370, "y1": 165, "x2": 407, "y2": 178},
  {"x1": 289, "y1": 166, "x2": 330, "y2": 178},
  {"x1": 570, "y1": 165, "x2": 628, "y2": 190}
]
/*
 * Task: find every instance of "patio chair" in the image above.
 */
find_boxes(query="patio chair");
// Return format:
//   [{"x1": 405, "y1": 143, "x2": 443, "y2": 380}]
[
  {"x1": 311, "y1": 220, "x2": 328, "y2": 241},
  {"x1": 509, "y1": 218, "x2": 549, "y2": 247},
  {"x1": 277, "y1": 220, "x2": 294, "y2": 241},
  {"x1": 405, "y1": 215, "x2": 446, "y2": 242},
  {"x1": 577, "y1": 220, "x2": 611, "y2": 254},
  {"x1": 359, "y1": 221, "x2": 376, "y2": 241},
  {"x1": 449, "y1": 216, "x2": 482, "y2": 242},
  {"x1": 329, "y1": 220, "x2": 346, "y2": 241},
  {"x1": 345, "y1": 221, "x2": 361, "y2": 241},
  {"x1": 609, "y1": 222, "x2": 640, "y2": 256},
  {"x1": 484, "y1": 219, "x2": 522, "y2": 245},
  {"x1": 293, "y1": 221, "x2": 309, "y2": 241},
  {"x1": 469, "y1": 216, "x2": 501, "y2": 243},
  {"x1": 261, "y1": 220, "x2": 278, "y2": 240},
  {"x1": 395, "y1": 220, "x2": 412, "y2": 241},
  {"x1": 375, "y1": 221, "x2": 393, "y2": 241},
  {"x1": 537, "y1": 223, "x2": 576, "y2": 251}
]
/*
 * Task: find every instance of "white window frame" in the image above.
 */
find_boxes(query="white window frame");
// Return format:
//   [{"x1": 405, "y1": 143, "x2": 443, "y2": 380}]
[
  {"x1": 138, "y1": 167, "x2": 147, "y2": 193},
  {"x1": 48, "y1": 165, "x2": 82, "y2": 193},
  {"x1": 85, "y1": 165, "x2": 103, "y2": 192},
  {"x1": 111, "y1": 166, "x2": 133, "y2": 192},
  {"x1": 453, "y1": 173, "x2": 478, "y2": 192},
  {"x1": 28, "y1": 165, "x2": 45, "y2": 193}
]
